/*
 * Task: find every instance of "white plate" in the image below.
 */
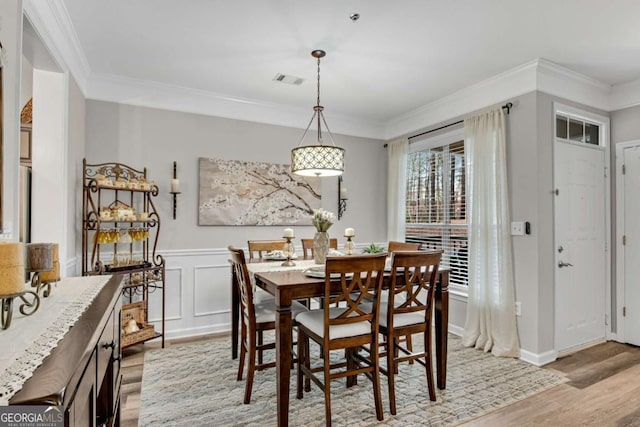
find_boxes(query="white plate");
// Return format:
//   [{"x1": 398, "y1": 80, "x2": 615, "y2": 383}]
[
  {"x1": 304, "y1": 266, "x2": 352, "y2": 279},
  {"x1": 265, "y1": 251, "x2": 297, "y2": 260}
]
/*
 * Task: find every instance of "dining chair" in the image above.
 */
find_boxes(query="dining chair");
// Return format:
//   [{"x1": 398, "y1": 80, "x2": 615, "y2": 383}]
[
  {"x1": 379, "y1": 250, "x2": 442, "y2": 415},
  {"x1": 247, "y1": 239, "x2": 286, "y2": 260},
  {"x1": 300, "y1": 238, "x2": 338, "y2": 259},
  {"x1": 386, "y1": 240, "x2": 421, "y2": 355},
  {"x1": 295, "y1": 253, "x2": 387, "y2": 426},
  {"x1": 387, "y1": 240, "x2": 421, "y2": 252},
  {"x1": 228, "y1": 246, "x2": 308, "y2": 404}
]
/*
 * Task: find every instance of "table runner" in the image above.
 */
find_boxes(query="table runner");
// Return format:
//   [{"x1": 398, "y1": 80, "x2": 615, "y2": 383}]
[
  {"x1": 0, "y1": 275, "x2": 112, "y2": 405},
  {"x1": 246, "y1": 260, "x2": 317, "y2": 297},
  {"x1": 246, "y1": 259, "x2": 317, "y2": 277}
]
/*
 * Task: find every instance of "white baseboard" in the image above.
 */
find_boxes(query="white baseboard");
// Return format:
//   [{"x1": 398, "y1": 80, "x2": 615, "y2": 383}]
[
  {"x1": 520, "y1": 348, "x2": 558, "y2": 366},
  {"x1": 447, "y1": 323, "x2": 464, "y2": 337},
  {"x1": 160, "y1": 323, "x2": 231, "y2": 341},
  {"x1": 451, "y1": 324, "x2": 558, "y2": 366}
]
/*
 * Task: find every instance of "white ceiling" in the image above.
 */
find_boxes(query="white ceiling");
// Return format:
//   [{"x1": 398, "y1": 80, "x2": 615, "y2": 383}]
[{"x1": 50, "y1": 0, "x2": 640, "y2": 131}]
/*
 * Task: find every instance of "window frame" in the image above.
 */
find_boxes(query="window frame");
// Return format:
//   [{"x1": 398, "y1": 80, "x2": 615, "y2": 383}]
[
  {"x1": 407, "y1": 127, "x2": 469, "y2": 298},
  {"x1": 554, "y1": 103, "x2": 608, "y2": 150}
]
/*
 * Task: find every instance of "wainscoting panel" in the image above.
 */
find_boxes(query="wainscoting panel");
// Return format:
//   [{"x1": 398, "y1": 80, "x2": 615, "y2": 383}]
[
  {"x1": 193, "y1": 264, "x2": 229, "y2": 317},
  {"x1": 148, "y1": 267, "x2": 183, "y2": 322},
  {"x1": 147, "y1": 248, "x2": 232, "y2": 339}
]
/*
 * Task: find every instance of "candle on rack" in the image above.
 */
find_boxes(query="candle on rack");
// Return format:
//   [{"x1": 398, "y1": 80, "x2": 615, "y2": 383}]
[
  {"x1": 171, "y1": 179, "x2": 180, "y2": 193},
  {"x1": 0, "y1": 242, "x2": 25, "y2": 296},
  {"x1": 344, "y1": 227, "x2": 355, "y2": 237},
  {"x1": 283, "y1": 228, "x2": 295, "y2": 238},
  {"x1": 26, "y1": 243, "x2": 53, "y2": 272},
  {"x1": 340, "y1": 187, "x2": 348, "y2": 200},
  {"x1": 39, "y1": 243, "x2": 60, "y2": 283}
]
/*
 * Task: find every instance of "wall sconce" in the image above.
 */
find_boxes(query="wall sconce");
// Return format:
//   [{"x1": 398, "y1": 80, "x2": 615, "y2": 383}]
[
  {"x1": 170, "y1": 161, "x2": 181, "y2": 220},
  {"x1": 338, "y1": 176, "x2": 347, "y2": 219}
]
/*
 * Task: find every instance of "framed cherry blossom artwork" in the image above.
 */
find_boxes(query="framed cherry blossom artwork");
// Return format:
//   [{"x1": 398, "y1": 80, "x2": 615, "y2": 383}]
[{"x1": 198, "y1": 157, "x2": 321, "y2": 226}]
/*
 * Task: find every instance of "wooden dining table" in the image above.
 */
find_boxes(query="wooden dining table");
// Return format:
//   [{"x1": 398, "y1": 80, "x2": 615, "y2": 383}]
[{"x1": 230, "y1": 259, "x2": 449, "y2": 427}]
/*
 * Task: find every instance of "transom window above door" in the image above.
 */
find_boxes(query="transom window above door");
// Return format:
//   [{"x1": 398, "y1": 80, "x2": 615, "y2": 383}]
[{"x1": 556, "y1": 114, "x2": 601, "y2": 146}]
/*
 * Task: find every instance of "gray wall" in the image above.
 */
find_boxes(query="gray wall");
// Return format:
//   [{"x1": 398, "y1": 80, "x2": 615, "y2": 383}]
[
  {"x1": 84, "y1": 100, "x2": 387, "y2": 250},
  {"x1": 84, "y1": 101, "x2": 387, "y2": 338},
  {"x1": 611, "y1": 106, "x2": 640, "y2": 143},
  {"x1": 396, "y1": 91, "x2": 610, "y2": 359}
]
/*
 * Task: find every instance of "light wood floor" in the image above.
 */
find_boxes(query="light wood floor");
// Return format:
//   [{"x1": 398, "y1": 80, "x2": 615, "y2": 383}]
[{"x1": 120, "y1": 336, "x2": 640, "y2": 427}]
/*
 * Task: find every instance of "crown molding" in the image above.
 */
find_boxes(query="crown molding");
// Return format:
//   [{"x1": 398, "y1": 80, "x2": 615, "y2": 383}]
[
  {"x1": 24, "y1": 0, "x2": 91, "y2": 91},
  {"x1": 610, "y1": 77, "x2": 640, "y2": 111},
  {"x1": 383, "y1": 59, "x2": 539, "y2": 139},
  {"x1": 383, "y1": 58, "x2": 614, "y2": 140},
  {"x1": 535, "y1": 58, "x2": 611, "y2": 111},
  {"x1": 85, "y1": 72, "x2": 385, "y2": 139}
]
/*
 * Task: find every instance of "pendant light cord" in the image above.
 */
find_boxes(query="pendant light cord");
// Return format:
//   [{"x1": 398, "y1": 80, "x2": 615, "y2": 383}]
[
  {"x1": 316, "y1": 55, "x2": 322, "y2": 144},
  {"x1": 317, "y1": 55, "x2": 321, "y2": 108}
]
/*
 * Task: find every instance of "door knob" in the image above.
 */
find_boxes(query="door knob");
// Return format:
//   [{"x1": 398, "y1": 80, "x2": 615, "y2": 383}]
[{"x1": 558, "y1": 261, "x2": 573, "y2": 268}]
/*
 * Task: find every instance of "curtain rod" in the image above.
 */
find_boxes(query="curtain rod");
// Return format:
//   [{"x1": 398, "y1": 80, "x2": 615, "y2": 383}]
[{"x1": 384, "y1": 102, "x2": 513, "y2": 147}]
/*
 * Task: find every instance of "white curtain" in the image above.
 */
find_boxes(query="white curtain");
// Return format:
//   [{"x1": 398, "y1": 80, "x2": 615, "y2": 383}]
[
  {"x1": 462, "y1": 108, "x2": 520, "y2": 357},
  {"x1": 387, "y1": 138, "x2": 408, "y2": 242}
]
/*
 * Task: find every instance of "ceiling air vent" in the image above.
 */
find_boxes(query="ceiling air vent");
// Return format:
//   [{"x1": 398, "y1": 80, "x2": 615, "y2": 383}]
[{"x1": 273, "y1": 73, "x2": 304, "y2": 86}]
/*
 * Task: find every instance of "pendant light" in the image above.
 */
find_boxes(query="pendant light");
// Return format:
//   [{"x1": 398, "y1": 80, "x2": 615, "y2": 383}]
[{"x1": 291, "y1": 50, "x2": 345, "y2": 177}]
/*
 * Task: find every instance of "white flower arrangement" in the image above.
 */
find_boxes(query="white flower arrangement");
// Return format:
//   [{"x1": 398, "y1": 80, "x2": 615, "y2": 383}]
[{"x1": 312, "y1": 208, "x2": 336, "y2": 232}]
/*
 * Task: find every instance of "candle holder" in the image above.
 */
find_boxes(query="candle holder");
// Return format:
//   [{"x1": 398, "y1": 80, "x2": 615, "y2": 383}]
[
  {"x1": 26, "y1": 243, "x2": 54, "y2": 297},
  {"x1": 344, "y1": 235, "x2": 355, "y2": 255},
  {"x1": 281, "y1": 236, "x2": 296, "y2": 267},
  {"x1": 30, "y1": 273, "x2": 52, "y2": 298},
  {"x1": 1, "y1": 290, "x2": 41, "y2": 330},
  {"x1": 169, "y1": 161, "x2": 181, "y2": 220},
  {"x1": 338, "y1": 176, "x2": 347, "y2": 219}
]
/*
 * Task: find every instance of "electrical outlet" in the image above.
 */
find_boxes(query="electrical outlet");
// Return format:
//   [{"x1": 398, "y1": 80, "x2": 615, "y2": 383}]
[
  {"x1": 511, "y1": 221, "x2": 525, "y2": 236},
  {"x1": 515, "y1": 302, "x2": 522, "y2": 316}
]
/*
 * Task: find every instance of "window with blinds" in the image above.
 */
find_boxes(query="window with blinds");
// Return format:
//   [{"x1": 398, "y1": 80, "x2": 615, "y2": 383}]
[{"x1": 405, "y1": 139, "x2": 468, "y2": 287}]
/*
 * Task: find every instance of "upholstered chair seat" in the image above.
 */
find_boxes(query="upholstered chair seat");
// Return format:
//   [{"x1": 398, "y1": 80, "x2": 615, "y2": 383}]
[{"x1": 296, "y1": 308, "x2": 371, "y2": 340}]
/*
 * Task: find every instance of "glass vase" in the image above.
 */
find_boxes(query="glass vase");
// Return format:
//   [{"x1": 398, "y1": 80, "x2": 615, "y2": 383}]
[
  {"x1": 313, "y1": 231, "x2": 330, "y2": 264},
  {"x1": 344, "y1": 236, "x2": 355, "y2": 255}
]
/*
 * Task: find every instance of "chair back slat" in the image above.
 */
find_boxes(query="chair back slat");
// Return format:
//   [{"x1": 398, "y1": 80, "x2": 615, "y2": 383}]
[
  {"x1": 387, "y1": 241, "x2": 421, "y2": 252},
  {"x1": 324, "y1": 254, "x2": 387, "y2": 329},
  {"x1": 301, "y1": 238, "x2": 338, "y2": 258},
  {"x1": 228, "y1": 246, "x2": 255, "y2": 324},
  {"x1": 247, "y1": 240, "x2": 286, "y2": 260},
  {"x1": 389, "y1": 250, "x2": 442, "y2": 320}
]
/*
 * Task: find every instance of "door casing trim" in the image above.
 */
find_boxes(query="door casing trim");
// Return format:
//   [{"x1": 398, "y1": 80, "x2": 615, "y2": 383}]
[
  {"x1": 614, "y1": 139, "x2": 640, "y2": 344},
  {"x1": 552, "y1": 102, "x2": 611, "y2": 352}
]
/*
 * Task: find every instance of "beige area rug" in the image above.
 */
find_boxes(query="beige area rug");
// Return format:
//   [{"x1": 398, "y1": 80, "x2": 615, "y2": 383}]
[{"x1": 139, "y1": 335, "x2": 566, "y2": 426}]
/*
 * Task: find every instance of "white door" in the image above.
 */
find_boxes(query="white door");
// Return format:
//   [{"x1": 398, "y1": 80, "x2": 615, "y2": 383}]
[
  {"x1": 554, "y1": 141, "x2": 606, "y2": 352},
  {"x1": 623, "y1": 146, "x2": 640, "y2": 345}
]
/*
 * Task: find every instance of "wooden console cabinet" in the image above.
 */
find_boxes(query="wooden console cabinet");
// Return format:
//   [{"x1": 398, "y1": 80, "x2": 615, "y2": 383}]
[{"x1": 9, "y1": 275, "x2": 123, "y2": 427}]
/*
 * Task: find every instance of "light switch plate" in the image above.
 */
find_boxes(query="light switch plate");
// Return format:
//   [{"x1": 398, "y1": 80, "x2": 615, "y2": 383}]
[{"x1": 511, "y1": 221, "x2": 525, "y2": 236}]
